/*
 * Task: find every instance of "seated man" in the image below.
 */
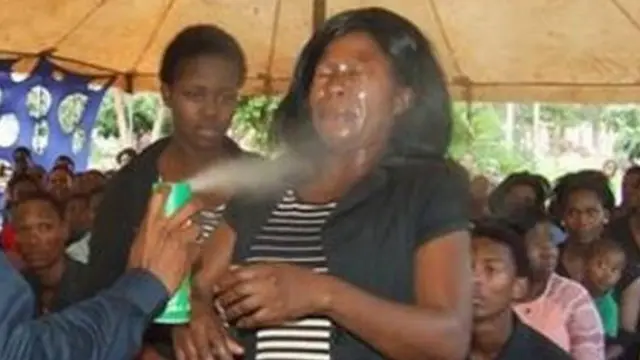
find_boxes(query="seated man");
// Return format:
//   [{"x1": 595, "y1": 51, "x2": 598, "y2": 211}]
[
  {"x1": 12, "y1": 191, "x2": 85, "y2": 314},
  {"x1": 470, "y1": 219, "x2": 572, "y2": 360},
  {"x1": 66, "y1": 188, "x2": 104, "y2": 264}
]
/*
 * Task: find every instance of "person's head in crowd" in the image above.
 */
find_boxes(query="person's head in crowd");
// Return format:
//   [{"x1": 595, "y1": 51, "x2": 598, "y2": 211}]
[
  {"x1": 489, "y1": 172, "x2": 550, "y2": 217},
  {"x1": 12, "y1": 191, "x2": 68, "y2": 273},
  {"x1": 582, "y1": 235, "x2": 626, "y2": 297},
  {"x1": 54, "y1": 155, "x2": 75, "y2": 172},
  {"x1": 83, "y1": 170, "x2": 106, "y2": 192},
  {"x1": 602, "y1": 160, "x2": 618, "y2": 179},
  {"x1": 116, "y1": 148, "x2": 137, "y2": 167},
  {"x1": 471, "y1": 219, "x2": 531, "y2": 323},
  {"x1": 551, "y1": 171, "x2": 614, "y2": 246},
  {"x1": 46, "y1": 165, "x2": 74, "y2": 201},
  {"x1": 12, "y1": 146, "x2": 31, "y2": 174},
  {"x1": 28, "y1": 165, "x2": 46, "y2": 184},
  {"x1": 160, "y1": 24, "x2": 246, "y2": 153},
  {"x1": 273, "y1": 7, "x2": 452, "y2": 162},
  {"x1": 65, "y1": 193, "x2": 91, "y2": 237},
  {"x1": 7, "y1": 174, "x2": 40, "y2": 203},
  {"x1": 621, "y1": 165, "x2": 640, "y2": 213},
  {"x1": 470, "y1": 175, "x2": 493, "y2": 218},
  {"x1": 509, "y1": 207, "x2": 558, "y2": 287}
]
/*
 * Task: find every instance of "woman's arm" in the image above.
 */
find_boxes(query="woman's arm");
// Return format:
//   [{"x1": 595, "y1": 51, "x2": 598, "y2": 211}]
[
  {"x1": 566, "y1": 287, "x2": 605, "y2": 360},
  {"x1": 619, "y1": 277, "x2": 640, "y2": 333},
  {"x1": 193, "y1": 221, "x2": 237, "y2": 300},
  {"x1": 321, "y1": 231, "x2": 472, "y2": 360}
]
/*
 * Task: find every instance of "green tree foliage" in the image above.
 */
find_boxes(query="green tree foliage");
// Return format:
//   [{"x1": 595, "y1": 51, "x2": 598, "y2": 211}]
[
  {"x1": 230, "y1": 95, "x2": 280, "y2": 152},
  {"x1": 601, "y1": 105, "x2": 640, "y2": 160},
  {"x1": 449, "y1": 103, "x2": 532, "y2": 175},
  {"x1": 94, "y1": 91, "x2": 161, "y2": 139}
]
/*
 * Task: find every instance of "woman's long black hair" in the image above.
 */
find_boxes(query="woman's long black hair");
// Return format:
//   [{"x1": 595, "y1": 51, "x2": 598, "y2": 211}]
[{"x1": 272, "y1": 7, "x2": 452, "y2": 161}]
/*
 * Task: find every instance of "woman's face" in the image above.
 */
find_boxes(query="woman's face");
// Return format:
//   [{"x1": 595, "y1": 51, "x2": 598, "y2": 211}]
[
  {"x1": 525, "y1": 222, "x2": 558, "y2": 280},
  {"x1": 622, "y1": 171, "x2": 640, "y2": 209},
  {"x1": 308, "y1": 32, "x2": 411, "y2": 153},
  {"x1": 503, "y1": 184, "x2": 537, "y2": 213},
  {"x1": 162, "y1": 54, "x2": 239, "y2": 151},
  {"x1": 563, "y1": 190, "x2": 607, "y2": 244},
  {"x1": 47, "y1": 170, "x2": 73, "y2": 200}
]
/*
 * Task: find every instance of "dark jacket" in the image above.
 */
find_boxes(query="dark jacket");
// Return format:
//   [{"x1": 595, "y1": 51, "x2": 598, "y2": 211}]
[
  {"x1": 75, "y1": 136, "x2": 251, "y2": 358},
  {"x1": 22, "y1": 255, "x2": 86, "y2": 315},
  {"x1": 0, "y1": 251, "x2": 169, "y2": 360}
]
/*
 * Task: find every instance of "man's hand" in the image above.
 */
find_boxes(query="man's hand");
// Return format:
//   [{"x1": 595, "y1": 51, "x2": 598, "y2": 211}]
[
  {"x1": 172, "y1": 298, "x2": 244, "y2": 360},
  {"x1": 128, "y1": 186, "x2": 200, "y2": 294}
]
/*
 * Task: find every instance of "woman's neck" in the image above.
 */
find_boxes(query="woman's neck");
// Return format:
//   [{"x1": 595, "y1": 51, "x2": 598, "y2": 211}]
[
  {"x1": 564, "y1": 240, "x2": 590, "y2": 256},
  {"x1": 524, "y1": 274, "x2": 551, "y2": 302},
  {"x1": 298, "y1": 146, "x2": 382, "y2": 203},
  {"x1": 34, "y1": 257, "x2": 66, "y2": 289},
  {"x1": 470, "y1": 311, "x2": 514, "y2": 360}
]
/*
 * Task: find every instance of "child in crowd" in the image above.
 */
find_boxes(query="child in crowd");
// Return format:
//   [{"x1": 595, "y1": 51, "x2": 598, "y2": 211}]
[
  {"x1": 66, "y1": 188, "x2": 104, "y2": 264},
  {"x1": 581, "y1": 237, "x2": 627, "y2": 359}
]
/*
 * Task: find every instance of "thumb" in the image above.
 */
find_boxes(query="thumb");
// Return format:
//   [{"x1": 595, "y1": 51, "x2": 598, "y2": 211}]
[{"x1": 226, "y1": 337, "x2": 244, "y2": 355}]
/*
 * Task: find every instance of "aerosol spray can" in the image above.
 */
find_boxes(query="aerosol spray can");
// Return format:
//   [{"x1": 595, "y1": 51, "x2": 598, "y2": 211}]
[{"x1": 154, "y1": 181, "x2": 193, "y2": 324}]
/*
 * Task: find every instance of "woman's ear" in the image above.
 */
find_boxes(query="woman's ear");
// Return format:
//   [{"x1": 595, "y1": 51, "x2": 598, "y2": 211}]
[
  {"x1": 512, "y1": 277, "x2": 530, "y2": 302},
  {"x1": 392, "y1": 88, "x2": 413, "y2": 116},
  {"x1": 160, "y1": 84, "x2": 172, "y2": 109}
]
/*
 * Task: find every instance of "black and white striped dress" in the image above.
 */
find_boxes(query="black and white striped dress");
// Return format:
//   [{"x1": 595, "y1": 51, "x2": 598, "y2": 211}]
[
  {"x1": 247, "y1": 189, "x2": 335, "y2": 360},
  {"x1": 196, "y1": 204, "x2": 225, "y2": 242}
]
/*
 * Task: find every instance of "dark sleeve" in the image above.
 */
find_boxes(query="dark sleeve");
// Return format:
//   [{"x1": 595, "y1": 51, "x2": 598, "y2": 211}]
[
  {"x1": 415, "y1": 162, "x2": 471, "y2": 245},
  {"x1": 616, "y1": 265, "x2": 640, "y2": 298},
  {"x1": 0, "y1": 252, "x2": 169, "y2": 360},
  {"x1": 75, "y1": 170, "x2": 136, "y2": 301}
]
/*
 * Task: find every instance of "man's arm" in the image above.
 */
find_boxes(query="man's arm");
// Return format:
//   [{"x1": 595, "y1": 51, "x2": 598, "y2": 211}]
[{"x1": 0, "y1": 252, "x2": 168, "y2": 360}]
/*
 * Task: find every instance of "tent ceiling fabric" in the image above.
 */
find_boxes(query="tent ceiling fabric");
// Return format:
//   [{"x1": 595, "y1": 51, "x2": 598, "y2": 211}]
[{"x1": 0, "y1": 0, "x2": 638, "y2": 102}]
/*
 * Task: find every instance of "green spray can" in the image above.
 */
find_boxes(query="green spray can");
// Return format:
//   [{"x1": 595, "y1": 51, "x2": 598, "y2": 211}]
[{"x1": 153, "y1": 181, "x2": 193, "y2": 324}]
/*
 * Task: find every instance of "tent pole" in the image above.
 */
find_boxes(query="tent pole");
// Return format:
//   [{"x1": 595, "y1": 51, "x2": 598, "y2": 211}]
[{"x1": 312, "y1": 0, "x2": 326, "y2": 31}]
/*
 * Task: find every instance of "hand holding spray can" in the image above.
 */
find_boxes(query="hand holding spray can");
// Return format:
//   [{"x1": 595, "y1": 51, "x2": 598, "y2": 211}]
[{"x1": 154, "y1": 181, "x2": 193, "y2": 324}]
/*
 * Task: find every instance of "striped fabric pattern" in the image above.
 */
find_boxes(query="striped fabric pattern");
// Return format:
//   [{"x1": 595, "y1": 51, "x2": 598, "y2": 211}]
[
  {"x1": 247, "y1": 190, "x2": 334, "y2": 360},
  {"x1": 514, "y1": 273, "x2": 605, "y2": 360},
  {"x1": 195, "y1": 204, "x2": 225, "y2": 243}
]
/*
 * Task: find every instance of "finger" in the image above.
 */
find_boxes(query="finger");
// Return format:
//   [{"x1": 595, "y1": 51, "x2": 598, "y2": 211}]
[
  {"x1": 225, "y1": 336, "x2": 245, "y2": 355},
  {"x1": 165, "y1": 199, "x2": 203, "y2": 232},
  {"x1": 176, "y1": 333, "x2": 199, "y2": 360},
  {"x1": 211, "y1": 340, "x2": 234, "y2": 360},
  {"x1": 168, "y1": 222, "x2": 200, "y2": 247},
  {"x1": 236, "y1": 308, "x2": 273, "y2": 328},
  {"x1": 224, "y1": 294, "x2": 263, "y2": 323},
  {"x1": 217, "y1": 280, "x2": 259, "y2": 309},
  {"x1": 148, "y1": 185, "x2": 171, "y2": 222},
  {"x1": 191, "y1": 323, "x2": 216, "y2": 360},
  {"x1": 215, "y1": 267, "x2": 259, "y2": 295}
]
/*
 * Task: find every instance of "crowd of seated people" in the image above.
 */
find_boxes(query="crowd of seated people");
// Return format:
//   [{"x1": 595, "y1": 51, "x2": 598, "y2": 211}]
[
  {"x1": 0, "y1": 146, "x2": 136, "y2": 315},
  {"x1": 470, "y1": 166, "x2": 640, "y2": 360}
]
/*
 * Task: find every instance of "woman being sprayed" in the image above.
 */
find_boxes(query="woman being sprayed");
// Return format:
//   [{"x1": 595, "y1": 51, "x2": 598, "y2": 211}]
[
  {"x1": 181, "y1": 8, "x2": 472, "y2": 360},
  {"x1": 510, "y1": 207, "x2": 604, "y2": 359},
  {"x1": 75, "y1": 25, "x2": 251, "y2": 358},
  {"x1": 553, "y1": 171, "x2": 640, "y2": 359}
]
